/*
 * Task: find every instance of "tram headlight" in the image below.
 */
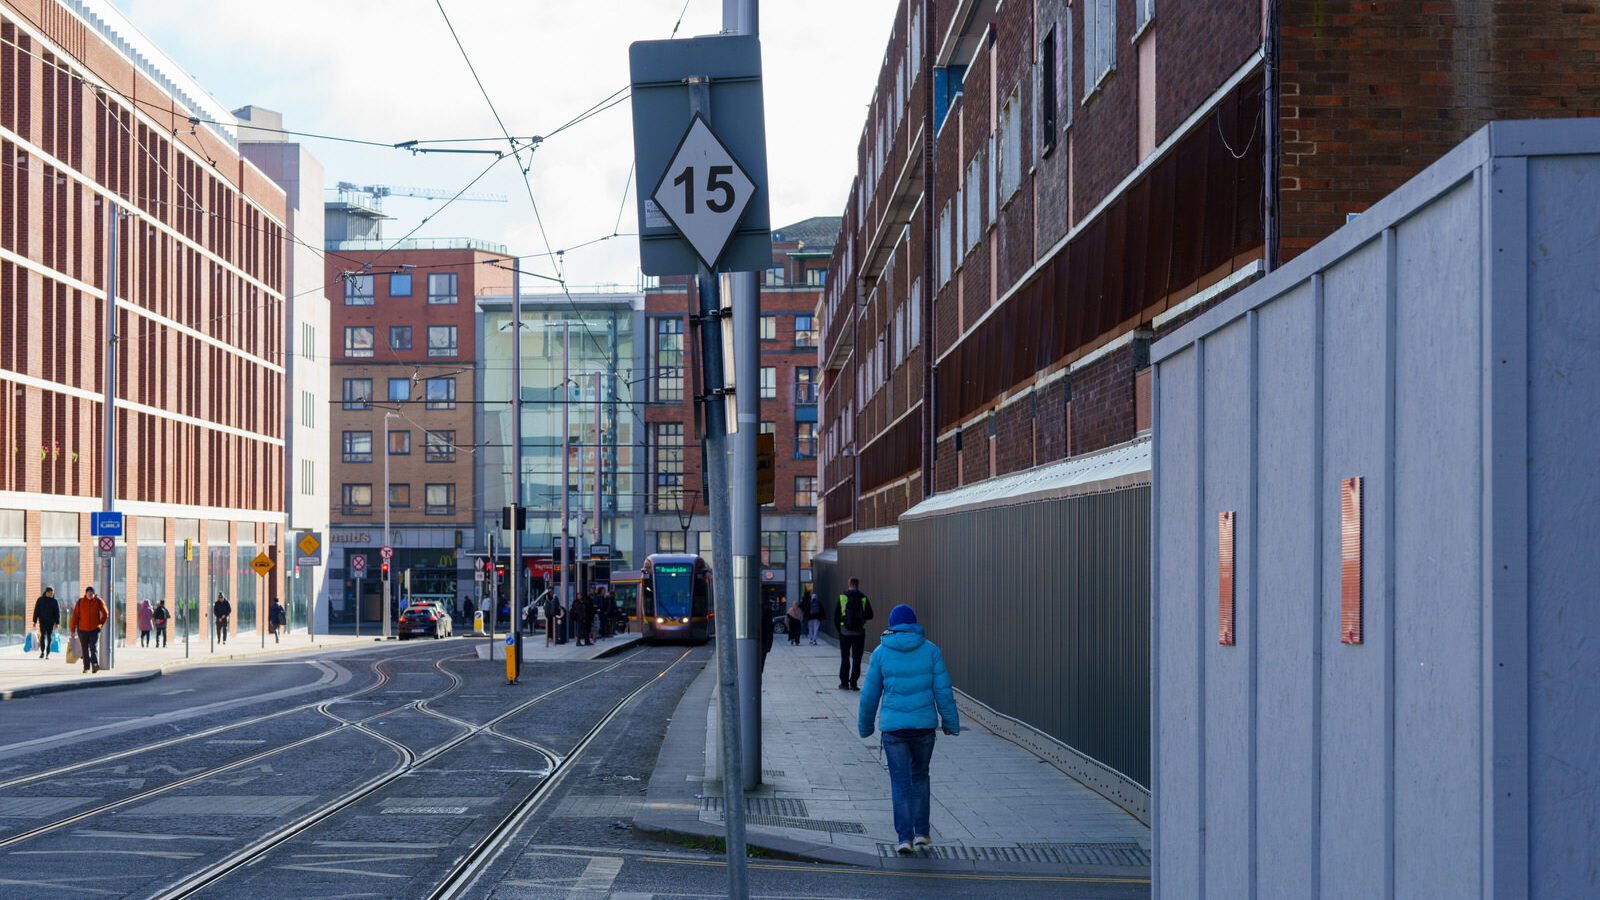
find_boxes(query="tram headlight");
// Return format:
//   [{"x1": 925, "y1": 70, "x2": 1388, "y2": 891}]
[
  {"x1": 681, "y1": 617, "x2": 689, "y2": 623},
  {"x1": 655, "y1": 617, "x2": 665, "y2": 624}
]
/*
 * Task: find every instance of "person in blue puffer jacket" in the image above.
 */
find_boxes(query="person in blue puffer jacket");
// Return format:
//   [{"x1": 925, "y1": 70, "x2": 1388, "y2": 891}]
[{"x1": 857, "y1": 604, "x2": 961, "y2": 854}]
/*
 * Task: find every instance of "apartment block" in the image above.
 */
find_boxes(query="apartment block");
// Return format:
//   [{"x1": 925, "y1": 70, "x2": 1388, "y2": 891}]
[{"x1": 644, "y1": 219, "x2": 837, "y2": 604}]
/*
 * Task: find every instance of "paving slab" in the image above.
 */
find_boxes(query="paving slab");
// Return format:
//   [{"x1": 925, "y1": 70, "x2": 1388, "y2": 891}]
[{"x1": 637, "y1": 639, "x2": 1151, "y2": 878}]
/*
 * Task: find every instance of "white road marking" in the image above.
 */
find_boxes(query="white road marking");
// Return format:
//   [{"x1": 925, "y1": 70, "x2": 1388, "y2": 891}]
[
  {"x1": 503, "y1": 855, "x2": 625, "y2": 897},
  {"x1": 160, "y1": 688, "x2": 196, "y2": 696},
  {"x1": 13, "y1": 848, "x2": 200, "y2": 859},
  {"x1": 0, "y1": 875, "x2": 125, "y2": 896},
  {"x1": 73, "y1": 829, "x2": 232, "y2": 842},
  {"x1": 276, "y1": 850, "x2": 437, "y2": 878}
]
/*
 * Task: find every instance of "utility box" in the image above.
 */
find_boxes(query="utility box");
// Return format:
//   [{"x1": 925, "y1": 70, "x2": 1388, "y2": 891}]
[{"x1": 1150, "y1": 121, "x2": 1600, "y2": 899}]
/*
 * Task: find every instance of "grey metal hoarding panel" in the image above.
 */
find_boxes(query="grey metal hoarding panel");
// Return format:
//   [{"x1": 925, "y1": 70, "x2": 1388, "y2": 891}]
[
  {"x1": 629, "y1": 34, "x2": 772, "y2": 276},
  {"x1": 1151, "y1": 121, "x2": 1600, "y2": 898}
]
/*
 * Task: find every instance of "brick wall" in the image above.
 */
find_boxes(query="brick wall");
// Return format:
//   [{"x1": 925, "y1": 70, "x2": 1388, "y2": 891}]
[
  {"x1": 1068, "y1": 346, "x2": 1137, "y2": 457},
  {"x1": 1278, "y1": 0, "x2": 1600, "y2": 260}
]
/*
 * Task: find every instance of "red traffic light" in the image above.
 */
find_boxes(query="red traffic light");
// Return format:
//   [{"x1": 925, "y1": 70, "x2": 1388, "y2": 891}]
[{"x1": 381, "y1": 561, "x2": 390, "y2": 575}]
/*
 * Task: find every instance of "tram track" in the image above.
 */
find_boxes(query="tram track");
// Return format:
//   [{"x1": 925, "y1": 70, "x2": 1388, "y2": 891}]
[
  {"x1": 155, "y1": 644, "x2": 680, "y2": 899},
  {"x1": 0, "y1": 643, "x2": 474, "y2": 851},
  {"x1": 0, "y1": 641, "x2": 458, "y2": 794},
  {"x1": 427, "y1": 647, "x2": 695, "y2": 899}
]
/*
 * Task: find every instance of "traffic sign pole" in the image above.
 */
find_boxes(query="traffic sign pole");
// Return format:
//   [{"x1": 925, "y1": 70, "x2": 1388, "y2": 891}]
[{"x1": 101, "y1": 206, "x2": 122, "y2": 671}]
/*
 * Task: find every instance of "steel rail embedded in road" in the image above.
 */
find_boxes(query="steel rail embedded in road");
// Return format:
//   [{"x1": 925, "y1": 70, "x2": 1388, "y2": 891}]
[
  {"x1": 0, "y1": 641, "x2": 456, "y2": 793},
  {"x1": 155, "y1": 644, "x2": 668, "y2": 899},
  {"x1": 427, "y1": 647, "x2": 695, "y2": 899},
  {"x1": 0, "y1": 644, "x2": 474, "y2": 851}
]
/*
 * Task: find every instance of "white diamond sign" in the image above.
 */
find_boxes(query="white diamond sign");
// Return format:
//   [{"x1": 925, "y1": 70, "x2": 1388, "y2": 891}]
[{"x1": 651, "y1": 115, "x2": 756, "y2": 269}]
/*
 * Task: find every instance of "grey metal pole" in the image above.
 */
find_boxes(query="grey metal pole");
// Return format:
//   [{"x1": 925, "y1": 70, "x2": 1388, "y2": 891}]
[
  {"x1": 486, "y1": 529, "x2": 496, "y2": 660},
  {"x1": 560, "y1": 322, "x2": 571, "y2": 638},
  {"x1": 102, "y1": 205, "x2": 120, "y2": 671},
  {"x1": 510, "y1": 260, "x2": 523, "y2": 672},
  {"x1": 725, "y1": 0, "x2": 762, "y2": 793},
  {"x1": 383, "y1": 412, "x2": 394, "y2": 640},
  {"x1": 688, "y1": 74, "x2": 749, "y2": 898}
]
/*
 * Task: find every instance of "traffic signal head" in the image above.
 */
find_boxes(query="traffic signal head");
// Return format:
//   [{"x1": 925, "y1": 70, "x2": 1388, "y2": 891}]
[{"x1": 381, "y1": 561, "x2": 390, "y2": 577}]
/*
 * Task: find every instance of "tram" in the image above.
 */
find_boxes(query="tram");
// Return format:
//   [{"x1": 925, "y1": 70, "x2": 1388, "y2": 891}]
[{"x1": 637, "y1": 553, "x2": 712, "y2": 642}]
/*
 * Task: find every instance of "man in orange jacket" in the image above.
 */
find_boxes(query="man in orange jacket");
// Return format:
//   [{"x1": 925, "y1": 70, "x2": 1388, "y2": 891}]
[{"x1": 69, "y1": 586, "x2": 109, "y2": 674}]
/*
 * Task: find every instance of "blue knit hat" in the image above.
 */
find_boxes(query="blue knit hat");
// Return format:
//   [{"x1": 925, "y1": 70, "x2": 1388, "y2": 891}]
[{"x1": 888, "y1": 604, "x2": 917, "y2": 628}]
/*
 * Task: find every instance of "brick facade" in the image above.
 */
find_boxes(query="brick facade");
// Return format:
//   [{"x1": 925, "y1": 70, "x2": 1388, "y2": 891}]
[
  {"x1": 1, "y1": 0, "x2": 291, "y2": 643},
  {"x1": 819, "y1": 0, "x2": 1599, "y2": 549}
]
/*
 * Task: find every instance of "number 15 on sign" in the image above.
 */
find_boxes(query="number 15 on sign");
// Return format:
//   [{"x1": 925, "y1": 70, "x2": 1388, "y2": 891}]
[{"x1": 651, "y1": 115, "x2": 756, "y2": 269}]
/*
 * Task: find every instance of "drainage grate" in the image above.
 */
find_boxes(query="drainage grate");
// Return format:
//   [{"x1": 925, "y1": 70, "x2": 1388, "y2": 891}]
[
  {"x1": 381, "y1": 807, "x2": 469, "y2": 816},
  {"x1": 700, "y1": 797, "x2": 807, "y2": 817},
  {"x1": 746, "y1": 814, "x2": 865, "y2": 834},
  {"x1": 878, "y1": 841, "x2": 1151, "y2": 867},
  {"x1": 761, "y1": 769, "x2": 785, "y2": 778}
]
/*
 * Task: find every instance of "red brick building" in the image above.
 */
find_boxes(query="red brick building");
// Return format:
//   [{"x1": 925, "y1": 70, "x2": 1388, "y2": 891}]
[
  {"x1": 1, "y1": 0, "x2": 292, "y2": 646},
  {"x1": 813, "y1": 0, "x2": 1600, "y2": 814},
  {"x1": 321, "y1": 224, "x2": 510, "y2": 628},
  {"x1": 644, "y1": 219, "x2": 837, "y2": 603}
]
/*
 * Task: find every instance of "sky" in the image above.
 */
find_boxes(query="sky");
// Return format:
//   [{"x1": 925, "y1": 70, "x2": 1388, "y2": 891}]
[{"x1": 111, "y1": 0, "x2": 898, "y2": 289}]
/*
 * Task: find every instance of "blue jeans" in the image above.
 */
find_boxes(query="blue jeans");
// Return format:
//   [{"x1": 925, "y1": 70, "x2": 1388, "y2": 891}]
[{"x1": 882, "y1": 728, "x2": 935, "y2": 843}]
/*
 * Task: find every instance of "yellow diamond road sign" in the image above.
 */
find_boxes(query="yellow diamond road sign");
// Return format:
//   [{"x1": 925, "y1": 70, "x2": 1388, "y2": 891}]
[
  {"x1": 251, "y1": 552, "x2": 275, "y2": 576},
  {"x1": 297, "y1": 533, "x2": 320, "y2": 556}
]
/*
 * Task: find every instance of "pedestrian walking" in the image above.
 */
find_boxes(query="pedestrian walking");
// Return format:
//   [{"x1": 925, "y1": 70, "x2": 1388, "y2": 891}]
[
  {"x1": 268, "y1": 598, "x2": 286, "y2": 643},
  {"x1": 804, "y1": 590, "x2": 824, "y2": 645},
  {"x1": 32, "y1": 587, "x2": 61, "y2": 659},
  {"x1": 463, "y1": 596, "x2": 476, "y2": 629},
  {"x1": 152, "y1": 599, "x2": 170, "y2": 648},
  {"x1": 857, "y1": 604, "x2": 960, "y2": 854},
  {"x1": 212, "y1": 593, "x2": 231, "y2": 645},
  {"x1": 835, "y1": 577, "x2": 874, "y2": 690},
  {"x1": 70, "y1": 586, "x2": 109, "y2": 674},
  {"x1": 785, "y1": 594, "x2": 803, "y2": 645},
  {"x1": 574, "y1": 593, "x2": 593, "y2": 647},
  {"x1": 137, "y1": 599, "x2": 153, "y2": 647}
]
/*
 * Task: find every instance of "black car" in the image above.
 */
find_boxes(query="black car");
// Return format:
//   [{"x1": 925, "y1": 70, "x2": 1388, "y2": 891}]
[{"x1": 398, "y1": 604, "x2": 453, "y2": 639}]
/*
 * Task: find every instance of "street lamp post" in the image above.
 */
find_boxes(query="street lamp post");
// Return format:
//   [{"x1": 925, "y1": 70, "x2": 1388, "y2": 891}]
[{"x1": 383, "y1": 411, "x2": 398, "y2": 640}]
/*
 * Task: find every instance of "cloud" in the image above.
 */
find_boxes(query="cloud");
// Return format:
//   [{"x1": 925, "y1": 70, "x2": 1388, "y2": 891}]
[{"x1": 115, "y1": 0, "x2": 897, "y2": 283}]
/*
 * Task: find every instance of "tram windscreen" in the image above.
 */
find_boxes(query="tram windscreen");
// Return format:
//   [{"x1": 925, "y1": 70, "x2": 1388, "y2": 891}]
[{"x1": 653, "y1": 564, "x2": 693, "y2": 618}]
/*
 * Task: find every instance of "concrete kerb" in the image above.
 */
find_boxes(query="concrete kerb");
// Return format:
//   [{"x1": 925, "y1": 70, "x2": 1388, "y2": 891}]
[
  {"x1": 0, "y1": 635, "x2": 391, "y2": 702},
  {"x1": 634, "y1": 660, "x2": 1142, "y2": 878}
]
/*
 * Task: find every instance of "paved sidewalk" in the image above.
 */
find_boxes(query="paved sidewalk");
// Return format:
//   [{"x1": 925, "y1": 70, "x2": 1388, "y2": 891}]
[
  {"x1": 639, "y1": 640, "x2": 1151, "y2": 876},
  {"x1": 0, "y1": 631, "x2": 374, "y2": 700}
]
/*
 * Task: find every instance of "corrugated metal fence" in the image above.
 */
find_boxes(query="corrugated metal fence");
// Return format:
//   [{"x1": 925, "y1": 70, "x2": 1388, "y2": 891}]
[{"x1": 816, "y1": 483, "x2": 1150, "y2": 790}]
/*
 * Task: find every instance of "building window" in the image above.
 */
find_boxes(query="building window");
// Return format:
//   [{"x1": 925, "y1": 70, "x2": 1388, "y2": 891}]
[
  {"x1": 300, "y1": 390, "x2": 315, "y2": 428},
  {"x1": 652, "y1": 422, "x2": 684, "y2": 512},
  {"x1": 343, "y1": 273, "x2": 373, "y2": 305},
  {"x1": 301, "y1": 459, "x2": 315, "y2": 495},
  {"x1": 342, "y1": 378, "x2": 372, "y2": 410},
  {"x1": 426, "y1": 430, "x2": 456, "y2": 462},
  {"x1": 344, "y1": 326, "x2": 374, "y2": 358},
  {"x1": 805, "y1": 268, "x2": 825, "y2": 287},
  {"x1": 341, "y1": 483, "x2": 373, "y2": 515},
  {"x1": 425, "y1": 483, "x2": 455, "y2": 515},
  {"x1": 760, "y1": 531, "x2": 787, "y2": 567},
  {"x1": 696, "y1": 531, "x2": 715, "y2": 567},
  {"x1": 795, "y1": 422, "x2": 818, "y2": 458},
  {"x1": 759, "y1": 421, "x2": 775, "y2": 435},
  {"x1": 390, "y1": 325, "x2": 412, "y2": 351},
  {"x1": 764, "y1": 266, "x2": 785, "y2": 286},
  {"x1": 800, "y1": 531, "x2": 817, "y2": 569},
  {"x1": 387, "y1": 378, "x2": 410, "y2": 403},
  {"x1": 389, "y1": 430, "x2": 411, "y2": 456},
  {"x1": 794, "y1": 315, "x2": 817, "y2": 347},
  {"x1": 389, "y1": 483, "x2": 410, "y2": 508},
  {"x1": 342, "y1": 431, "x2": 373, "y2": 463},
  {"x1": 1043, "y1": 27, "x2": 1056, "y2": 156},
  {"x1": 1085, "y1": 0, "x2": 1116, "y2": 97},
  {"x1": 389, "y1": 273, "x2": 412, "y2": 297},
  {"x1": 425, "y1": 377, "x2": 456, "y2": 410},
  {"x1": 654, "y1": 317, "x2": 684, "y2": 402},
  {"x1": 428, "y1": 272, "x2": 458, "y2": 304},
  {"x1": 657, "y1": 531, "x2": 686, "y2": 553},
  {"x1": 760, "y1": 367, "x2": 776, "y2": 399},
  {"x1": 1136, "y1": 0, "x2": 1155, "y2": 34},
  {"x1": 760, "y1": 315, "x2": 778, "y2": 341},
  {"x1": 999, "y1": 88, "x2": 1023, "y2": 204},
  {"x1": 301, "y1": 323, "x2": 315, "y2": 361},
  {"x1": 427, "y1": 325, "x2": 458, "y2": 358},
  {"x1": 794, "y1": 367, "x2": 818, "y2": 403},
  {"x1": 795, "y1": 476, "x2": 817, "y2": 508}
]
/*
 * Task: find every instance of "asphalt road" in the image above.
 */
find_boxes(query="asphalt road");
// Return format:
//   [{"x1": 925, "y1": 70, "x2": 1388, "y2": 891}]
[{"x1": 0, "y1": 640, "x2": 1149, "y2": 899}]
